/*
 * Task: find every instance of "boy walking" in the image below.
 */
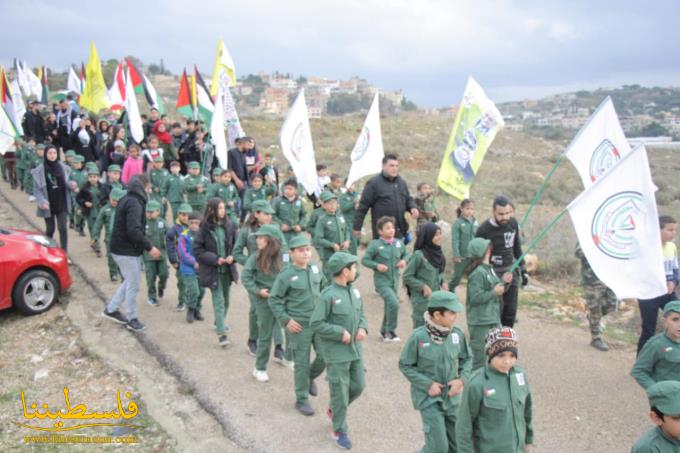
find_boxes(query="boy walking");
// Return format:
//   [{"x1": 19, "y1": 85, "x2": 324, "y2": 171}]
[
  {"x1": 272, "y1": 178, "x2": 307, "y2": 244},
  {"x1": 144, "y1": 200, "x2": 169, "y2": 307},
  {"x1": 91, "y1": 188, "x2": 125, "y2": 281},
  {"x1": 162, "y1": 161, "x2": 185, "y2": 221},
  {"x1": 632, "y1": 381, "x2": 680, "y2": 452},
  {"x1": 313, "y1": 191, "x2": 351, "y2": 281},
  {"x1": 178, "y1": 213, "x2": 204, "y2": 322}
]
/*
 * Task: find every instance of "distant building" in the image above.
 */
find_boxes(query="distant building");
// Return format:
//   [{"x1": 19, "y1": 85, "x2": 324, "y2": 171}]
[{"x1": 259, "y1": 87, "x2": 290, "y2": 116}]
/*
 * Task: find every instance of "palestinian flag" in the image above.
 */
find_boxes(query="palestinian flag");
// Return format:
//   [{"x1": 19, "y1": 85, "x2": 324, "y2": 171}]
[
  {"x1": 141, "y1": 73, "x2": 165, "y2": 114},
  {"x1": 126, "y1": 58, "x2": 144, "y2": 94},
  {"x1": 38, "y1": 65, "x2": 50, "y2": 105},
  {"x1": 106, "y1": 62, "x2": 126, "y2": 110},
  {"x1": 193, "y1": 65, "x2": 214, "y2": 125},
  {"x1": 176, "y1": 69, "x2": 193, "y2": 119},
  {"x1": 0, "y1": 67, "x2": 22, "y2": 135}
]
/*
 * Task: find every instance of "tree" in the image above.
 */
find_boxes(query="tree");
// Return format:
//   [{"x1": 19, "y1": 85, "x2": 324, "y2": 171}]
[
  {"x1": 635, "y1": 122, "x2": 670, "y2": 137},
  {"x1": 401, "y1": 97, "x2": 418, "y2": 111}
]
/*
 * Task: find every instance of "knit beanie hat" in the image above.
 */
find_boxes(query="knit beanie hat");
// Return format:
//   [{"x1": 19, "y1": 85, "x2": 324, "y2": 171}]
[{"x1": 485, "y1": 327, "x2": 518, "y2": 362}]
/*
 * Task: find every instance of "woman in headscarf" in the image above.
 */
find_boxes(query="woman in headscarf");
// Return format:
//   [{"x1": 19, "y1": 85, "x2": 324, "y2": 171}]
[
  {"x1": 403, "y1": 222, "x2": 448, "y2": 328},
  {"x1": 32, "y1": 144, "x2": 72, "y2": 255}
]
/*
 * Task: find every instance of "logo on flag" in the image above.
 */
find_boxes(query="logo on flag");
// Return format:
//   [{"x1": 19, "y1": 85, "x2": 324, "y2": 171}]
[
  {"x1": 351, "y1": 126, "x2": 370, "y2": 162},
  {"x1": 591, "y1": 191, "x2": 642, "y2": 260},
  {"x1": 589, "y1": 139, "x2": 621, "y2": 182},
  {"x1": 290, "y1": 123, "x2": 306, "y2": 162}
]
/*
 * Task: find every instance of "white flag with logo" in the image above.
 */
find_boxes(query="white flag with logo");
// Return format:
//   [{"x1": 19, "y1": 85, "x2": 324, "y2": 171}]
[
  {"x1": 0, "y1": 105, "x2": 16, "y2": 155},
  {"x1": 124, "y1": 68, "x2": 144, "y2": 144},
  {"x1": 67, "y1": 66, "x2": 81, "y2": 95},
  {"x1": 567, "y1": 145, "x2": 666, "y2": 299},
  {"x1": 280, "y1": 89, "x2": 317, "y2": 195},
  {"x1": 210, "y1": 84, "x2": 228, "y2": 169},
  {"x1": 565, "y1": 97, "x2": 631, "y2": 188},
  {"x1": 346, "y1": 93, "x2": 384, "y2": 188}
]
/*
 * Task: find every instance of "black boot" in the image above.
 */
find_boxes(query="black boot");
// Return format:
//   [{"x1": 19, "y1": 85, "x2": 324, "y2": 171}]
[{"x1": 186, "y1": 308, "x2": 194, "y2": 323}]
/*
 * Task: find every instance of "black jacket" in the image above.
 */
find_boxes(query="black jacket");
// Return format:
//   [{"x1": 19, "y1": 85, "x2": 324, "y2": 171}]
[
  {"x1": 475, "y1": 217, "x2": 525, "y2": 275},
  {"x1": 22, "y1": 110, "x2": 46, "y2": 142},
  {"x1": 353, "y1": 171, "x2": 416, "y2": 239},
  {"x1": 110, "y1": 177, "x2": 151, "y2": 256},
  {"x1": 71, "y1": 127, "x2": 98, "y2": 163},
  {"x1": 193, "y1": 221, "x2": 239, "y2": 289}
]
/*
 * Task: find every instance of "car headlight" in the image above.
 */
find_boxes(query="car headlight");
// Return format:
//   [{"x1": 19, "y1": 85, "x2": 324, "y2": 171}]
[{"x1": 27, "y1": 235, "x2": 58, "y2": 248}]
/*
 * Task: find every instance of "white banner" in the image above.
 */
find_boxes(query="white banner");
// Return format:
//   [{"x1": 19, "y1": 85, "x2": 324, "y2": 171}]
[
  {"x1": 67, "y1": 66, "x2": 81, "y2": 95},
  {"x1": 124, "y1": 68, "x2": 144, "y2": 144},
  {"x1": 211, "y1": 84, "x2": 228, "y2": 169},
  {"x1": 346, "y1": 93, "x2": 384, "y2": 188},
  {"x1": 280, "y1": 89, "x2": 317, "y2": 195}
]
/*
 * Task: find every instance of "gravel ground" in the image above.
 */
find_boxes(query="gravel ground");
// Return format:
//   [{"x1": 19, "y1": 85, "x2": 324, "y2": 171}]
[{"x1": 0, "y1": 179, "x2": 651, "y2": 452}]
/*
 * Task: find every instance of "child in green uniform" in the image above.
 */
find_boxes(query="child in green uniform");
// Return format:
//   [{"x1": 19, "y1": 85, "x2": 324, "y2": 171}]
[
  {"x1": 272, "y1": 178, "x2": 307, "y2": 244},
  {"x1": 243, "y1": 173, "x2": 275, "y2": 218},
  {"x1": 183, "y1": 161, "x2": 209, "y2": 214},
  {"x1": 91, "y1": 188, "x2": 125, "y2": 281},
  {"x1": 242, "y1": 224, "x2": 288, "y2": 381},
  {"x1": 362, "y1": 216, "x2": 408, "y2": 342},
  {"x1": 631, "y1": 300, "x2": 680, "y2": 389},
  {"x1": 64, "y1": 149, "x2": 76, "y2": 167},
  {"x1": 25, "y1": 143, "x2": 44, "y2": 200},
  {"x1": 313, "y1": 191, "x2": 351, "y2": 281},
  {"x1": 15, "y1": 138, "x2": 34, "y2": 192},
  {"x1": 207, "y1": 168, "x2": 239, "y2": 224},
  {"x1": 166, "y1": 203, "x2": 194, "y2": 312},
  {"x1": 98, "y1": 164, "x2": 123, "y2": 208},
  {"x1": 68, "y1": 155, "x2": 86, "y2": 233},
  {"x1": 399, "y1": 291, "x2": 472, "y2": 453},
  {"x1": 178, "y1": 213, "x2": 204, "y2": 323},
  {"x1": 144, "y1": 200, "x2": 169, "y2": 307},
  {"x1": 311, "y1": 252, "x2": 368, "y2": 451},
  {"x1": 632, "y1": 381, "x2": 680, "y2": 452},
  {"x1": 456, "y1": 327, "x2": 534, "y2": 453},
  {"x1": 76, "y1": 166, "x2": 102, "y2": 254},
  {"x1": 404, "y1": 223, "x2": 448, "y2": 329},
  {"x1": 339, "y1": 181, "x2": 359, "y2": 255},
  {"x1": 149, "y1": 156, "x2": 170, "y2": 219},
  {"x1": 450, "y1": 199, "x2": 478, "y2": 290},
  {"x1": 414, "y1": 182, "x2": 439, "y2": 229},
  {"x1": 269, "y1": 235, "x2": 327, "y2": 415},
  {"x1": 466, "y1": 237, "x2": 512, "y2": 370},
  {"x1": 162, "y1": 161, "x2": 185, "y2": 221},
  {"x1": 234, "y1": 200, "x2": 284, "y2": 355}
]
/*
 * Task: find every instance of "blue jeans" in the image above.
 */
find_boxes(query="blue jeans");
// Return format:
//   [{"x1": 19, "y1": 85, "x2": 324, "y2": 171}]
[{"x1": 107, "y1": 254, "x2": 143, "y2": 320}]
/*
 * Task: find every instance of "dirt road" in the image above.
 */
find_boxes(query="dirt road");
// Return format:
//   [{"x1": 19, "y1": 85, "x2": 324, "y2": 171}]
[{"x1": 0, "y1": 180, "x2": 650, "y2": 452}]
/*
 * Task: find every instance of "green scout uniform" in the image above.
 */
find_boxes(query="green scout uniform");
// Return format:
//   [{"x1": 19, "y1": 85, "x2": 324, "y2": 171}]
[
  {"x1": 311, "y1": 253, "x2": 368, "y2": 435},
  {"x1": 272, "y1": 195, "x2": 307, "y2": 244},
  {"x1": 25, "y1": 148, "x2": 42, "y2": 195},
  {"x1": 242, "y1": 225, "x2": 287, "y2": 371},
  {"x1": 15, "y1": 144, "x2": 29, "y2": 191},
  {"x1": 456, "y1": 365, "x2": 534, "y2": 453},
  {"x1": 144, "y1": 204, "x2": 169, "y2": 303},
  {"x1": 183, "y1": 166, "x2": 210, "y2": 214},
  {"x1": 632, "y1": 381, "x2": 680, "y2": 452},
  {"x1": 339, "y1": 190, "x2": 359, "y2": 255},
  {"x1": 207, "y1": 181, "x2": 239, "y2": 224},
  {"x1": 450, "y1": 216, "x2": 478, "y2": 290},
  {"x1": 576, "y1": 244, "x2": 617, "y2": 340},
  {"x1": 404, "y1": 250, "x2": 445, "y2": 329},
  {"x1": 399, "y1": 292, "x2": 472, "y2": 453},
  {"x1": 209, "y1": 225, "x2": 234, "y2": 336},
  {"x1": 91, "y1": 191, "x2": 124, "y2": 279},
  {"x1": 243, "y1": 185, "x2": 275, "y2": 215},
  {"x1": 313, "y1": 209, "x2": 351, "y2": 281},
  {"x1": 631, "y1": 330, "x2": 680, "y2": 390},
  {"x1": 362, "y1": 237, "x2": 408, "y2": 336},
  {"x1": 467, "y1": 263, "x2": 502, "y2": 370},
  {"x1": 415, "y1": 192, "x2": 439, "y2": 229},
  {"x1": 149, "y1": 164, "x2": 170, "y2": 219},
  {"x1": 69, "y1": 161, "x2": 87, "y2": 230},
  {"x1": 80, "y1": 178, "x2": 101, "y2": 244},
  {"x1": 162, "y1": 172, "x2": 186, "y2": 220},
  {"x1": 269, "y1": 247, "x2": 327, "y2": 403}
]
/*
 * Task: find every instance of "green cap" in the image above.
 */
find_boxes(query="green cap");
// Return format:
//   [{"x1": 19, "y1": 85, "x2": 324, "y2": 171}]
[
  {"x1": 36, "y1": 143, "x2": 46, "y2": 150},
  {"x1": 468, "y1": 238, "x2": 491, "y2": 258},
  {"x1": 146, "y1": 200, "x2": 161, "y2": 212},
  {"x1": 177, "y1": 203, "x2": 193, "y2": 214},
  {"x1": 73, "y1": 155, "x2": 85, "y2": 163},
  {"x1": 87, "y1": 167, "x2": 99, "y2": 176},
  {"x1": 250, "y1": 199, "x2": 275, "y2": 214},
  {"x1": 253, "y1": 224, "x2": 285, "y2": 243},
  {"x1": 153, "y1": 156, "x2": 164, "y2": 163},
  {"x1": 326, "y1": 252, "x2": 358, "y2": 276},
  {"x1": 188, "y1": 161, "x2": 200, "y2": 169},
  {"x1": 65, "y1": 150, "x2": 76, "y2": 158},
  {"x1": 213, "y1": 167, "x2": 224, "y2": 176},
  {"x1": 647, "y1": 381, "x2": 680, "y2": 415},
  {"x1": 107, "y1": 164, "x2": 121, "y2": 173},
  {"x1": 427, "y1": 291, "x2": 464, "y2": 312},
  {"x1": 664, "y1": 300, "x2": 680, "y2": 315},
  {"x1": 288, "y1": 235, "x2": 311, "y2": 249},
  {"x1": 320, "y1": 191, "x2": 337, "y2": 202},
  {"x1": 110, "y1": 188, "x2": 126, "y2": 201}
]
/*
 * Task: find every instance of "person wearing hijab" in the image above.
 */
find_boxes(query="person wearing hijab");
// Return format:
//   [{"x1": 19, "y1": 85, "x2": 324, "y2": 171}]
[
  {"x1": 32, "y1": 144, "x2": 72, "y2": 254},
  {"x1": 403, "y1": 222, "x2": 448, "y2": 328}
]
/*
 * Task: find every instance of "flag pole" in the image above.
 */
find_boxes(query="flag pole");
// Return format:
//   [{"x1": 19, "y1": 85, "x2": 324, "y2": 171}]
[
  {"x1": 518, "y1": 153, "x2": 565, "y2": 229},
  {"x1": 509, "y1": 207, "x2": 568, "y2": 274}
]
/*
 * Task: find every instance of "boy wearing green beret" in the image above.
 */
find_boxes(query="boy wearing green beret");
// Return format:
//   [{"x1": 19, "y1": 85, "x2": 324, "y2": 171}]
[
  {"x1": 165, "y1": 203, "x2": 195, "y2": 311},
  {"x1": 207, "y1": 169, "x2": 239, "y2": 224},
  {"x1": 632, "y1": 300, "x2": 680, "y2": 389},
  {"x1": 313, "y1": 191, "x2": 352, "y2": 282},
  {"x1": 632, "y1": 380, "x2": 680, "y2": 452},
  {"x1": 150, "y1": 156, "x2": 170, "y2": 219},
  {"x1": 92, "y1": 188, "x2": 125, "y2": 281},
  {"x1": 68, "y1": 155, "x2": 87, "y2": 232},
  {"x1": 144, "y1": 200, "x2": 169, "y2": 307},
  {"x1": 162, "y1": 161, "x2": 186, "y2": 221},
  {"x1": 456, "y1": 327, "x2": 534, "y2": 453},
  {"x1": 64, "y1": 149, "x2": 76, "y2": 167},
  {"x1": 269, "y1": 235, "x2": 327, "y2": 416},
  {"x1": 272, "y1": 178, "x2": 308, "y2": 244},
  {"x1": 98, "y1": 164, "x2": 124, "y2": 208},
  {"x1": 339, "y1": 180, "x2": 359, "y2": 255},
  {"x1": 362, "y1": 216, "x2": 408, "y2": 342},
  {"x1": 399, "y1": 291, "x2": 472, "y2": 453},
  {"x1": 25, "y1": 143, "x2": 44, "y2": 200},
  {"x1": 311, "y1": 252, "x2": 368, "y2": 450},
  {"x1": 15, "y1": 138, "x2": 34, "y2": 192},
  {"x1": 243, "y1": 173, "x2": 276, "y2": 219},
  {"x1": 76, "y1": 167, "x2": 102, "y2": 251},
  {"x1": 183, "y1": 161, "x2": 209, "y2": 214}
]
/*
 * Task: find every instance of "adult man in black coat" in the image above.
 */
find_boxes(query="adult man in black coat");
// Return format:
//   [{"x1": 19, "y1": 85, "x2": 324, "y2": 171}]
[
  {"x1": 22, "y1": 101, "x2": 46, "y2": 142},
  {"x1": 352, "y1": 154, "x2": 419, "y2": 240},
  {"x1": 103, "y1": 174, "x2": 161, "y2": 331}
]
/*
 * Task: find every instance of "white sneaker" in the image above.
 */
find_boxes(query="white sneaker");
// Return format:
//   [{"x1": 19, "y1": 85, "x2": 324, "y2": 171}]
[
  {"x1": 28, "y1": 195, "x2": 36, "y2": 202},
  {"x1": 252, "y1": 369, "x2": 269, "y2": 382}
]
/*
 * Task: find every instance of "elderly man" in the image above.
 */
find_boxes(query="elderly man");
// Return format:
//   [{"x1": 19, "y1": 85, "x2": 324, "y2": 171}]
[{"x1": 352, "y1": 154, "x2": 419, "y2": 240}]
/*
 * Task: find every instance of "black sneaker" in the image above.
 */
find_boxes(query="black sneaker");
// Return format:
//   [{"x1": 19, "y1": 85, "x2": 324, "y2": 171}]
[
  {"x1": 193, "y1": 309, "x2": 204, "y2": 321},
  {"x1": 295, "y1": 401, "x2": 315, "y2": 416},
  {"x1": 590, "y1": 337, "x2": 609, "y2": 352},
  {"x1": 126, "y1": 318, "x2": 146, "y2": 332},
  {"x1": 389, "y1": 331, "x2": 401, "y2": 342},
  {"x1": 309, "y1": 380, "x2": 318, "y2": 397},
  {"x1": 158, "y1": 288, "x2": 164, "y2": 298},
  {"x1": 102, "y1": 309, "x2": 128, "y2": 325},
  {"x1": 382, "y1": 331, "x2": 395, "y2": 343},
  {"x1": 218, "y1": 335, "x2": 230, "y2": 347},
  {"x1": 247, "y1": 339, "x2": 257, "y2": 357},
  {"x1": 78, "y1": 228, "x2": 85, "y2": 237},
  {"x1": 186, "y1": 308, "x2": 194, "y2": 323},
  {"x1": 176, "y1": 302, "x2": 186, "y2": 312},
  {"x1": 273, "y1": 345, "x2": 285, "y2": 363}
]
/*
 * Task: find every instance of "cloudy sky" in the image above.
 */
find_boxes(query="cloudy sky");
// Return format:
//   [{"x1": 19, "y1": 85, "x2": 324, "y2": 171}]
[{"x1": 2, "y1": 0, "x2": 679, "y2": 106}]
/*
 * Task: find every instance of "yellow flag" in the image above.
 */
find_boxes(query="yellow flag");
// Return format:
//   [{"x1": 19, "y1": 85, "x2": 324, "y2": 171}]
[
  {"x1": 210, "y1": 38, "x2": 236, "y2": 97},
  {"x1": 80, "y1": 42, "x2": 109, "y2": 113}
]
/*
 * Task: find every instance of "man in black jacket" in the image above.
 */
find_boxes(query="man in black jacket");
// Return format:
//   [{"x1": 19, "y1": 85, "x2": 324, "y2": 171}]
[
  {"x1": 22, "y1": 101, "x2": 46, "y2": 142},
  {"x1": 103, "y1": 174, "x2": 161, "y2": 331},
  {"x1": 475, "y1": 196, "x2": 528, "y2": 328},
  {"x1": 352, "y1": 154, "x2": 419, "y2": 240}
]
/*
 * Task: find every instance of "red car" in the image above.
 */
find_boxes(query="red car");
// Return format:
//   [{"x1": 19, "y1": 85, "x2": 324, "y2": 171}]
[{"x1": 0, "y1": 227, "x2": 72, "y2": 315}]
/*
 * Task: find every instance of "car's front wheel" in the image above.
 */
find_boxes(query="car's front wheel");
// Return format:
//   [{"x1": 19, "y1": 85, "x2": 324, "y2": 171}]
[{"x1": 12, "y1": 270, "x2": 59, "y2": 315}]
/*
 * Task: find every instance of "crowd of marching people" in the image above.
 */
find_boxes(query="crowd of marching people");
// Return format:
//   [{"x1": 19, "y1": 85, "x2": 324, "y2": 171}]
[{"x1": 1, "y1": 99, "x2": 679, "y2": 452}]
